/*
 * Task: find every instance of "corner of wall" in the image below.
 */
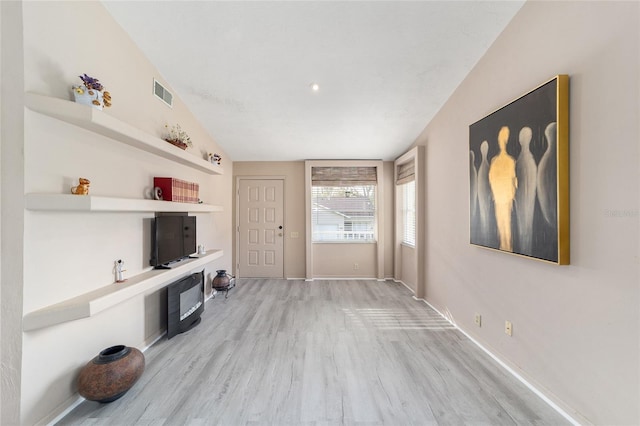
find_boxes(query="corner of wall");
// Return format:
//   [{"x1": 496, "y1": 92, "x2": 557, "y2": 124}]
[{"x1": 0, "y1": 1, "x2": 25, "y2": 424}]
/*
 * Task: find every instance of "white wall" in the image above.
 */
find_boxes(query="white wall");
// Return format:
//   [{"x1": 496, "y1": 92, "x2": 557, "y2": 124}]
[
  {"x1": 399, "y1": 244, "x2": 417, "y2": 292},
  {"x1": 415, "y1": 2, "x2": 639, "y2": 424},
  {"x1": 18, "y1": 2, "x2": 233, "y2": 424},
  {"x1": 313, "y1": 243, "x2": 378, "y2": 278},
  {"x1": 1, "y1": 2, "x2": 25, "y2": 424},
  {"x1": 382, "y1": 161, "x2": 395, "y2": 278}
]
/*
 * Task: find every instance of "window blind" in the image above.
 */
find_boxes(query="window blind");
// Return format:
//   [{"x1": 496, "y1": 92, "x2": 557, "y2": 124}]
[
  {"x1": 396, "y1": 162, "x2": 415, "y2": 185},
  {"x1": 312, "y1": 166, "x2": 377, "y2": 187},
  {"x1": 402, "y1": 180, "x2": 416, "y2": 246}
]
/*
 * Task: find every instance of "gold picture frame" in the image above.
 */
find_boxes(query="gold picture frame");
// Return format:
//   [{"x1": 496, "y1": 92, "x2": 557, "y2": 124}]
[{"x1": 469, "y1": 75, "x2": 569, "y2": 264}]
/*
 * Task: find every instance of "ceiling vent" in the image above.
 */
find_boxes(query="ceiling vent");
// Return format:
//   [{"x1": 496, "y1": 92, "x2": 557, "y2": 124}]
[{"x1": 153, "y1": 79, "x2": 173, "y2": 108}]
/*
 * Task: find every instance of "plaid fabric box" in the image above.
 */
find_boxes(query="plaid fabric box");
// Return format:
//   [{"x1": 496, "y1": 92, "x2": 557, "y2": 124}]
[{"x1": 153, "y1": 177, "x2": 199, "y2": 203}]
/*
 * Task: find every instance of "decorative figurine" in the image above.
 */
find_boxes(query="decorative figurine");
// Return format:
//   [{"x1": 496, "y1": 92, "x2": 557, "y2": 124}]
[
  {"x1": 71, "y1": 178, "x2": 90, "y2": 195},
  {"x1": 208, "y1": 153, "x2": 222, "y2": 165},
  {"x1": 114, "y1": 259, "x2": 127, "y2": 283},
  {"x1": 153, "y1": 186, "x2": 163, "y2": 200}
]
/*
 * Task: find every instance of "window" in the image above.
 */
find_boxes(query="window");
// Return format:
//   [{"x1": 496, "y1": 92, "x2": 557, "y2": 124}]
[
  {"x1": 312, "y1": 185, "x2": 376, "y2": 242},
  {"x1": 396, "y1": 158, "x2": 416, "y2": 247},
  {"x1": 311, "y1": 166, "x2": 377, "y2": 242},
  {"x1": 402, "y1": 180, "x2": 416, "y2": 246}
]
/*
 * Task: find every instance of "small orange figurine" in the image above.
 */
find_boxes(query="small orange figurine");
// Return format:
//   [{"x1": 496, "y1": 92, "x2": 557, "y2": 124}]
[{"x1": 71, "y1": 178, "x2": 90, "y2": 195}]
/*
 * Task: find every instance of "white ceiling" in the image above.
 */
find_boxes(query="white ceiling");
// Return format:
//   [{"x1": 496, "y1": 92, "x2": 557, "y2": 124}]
[{"x1": 102, "y1": 1, "x2": 524, "y2": 162}]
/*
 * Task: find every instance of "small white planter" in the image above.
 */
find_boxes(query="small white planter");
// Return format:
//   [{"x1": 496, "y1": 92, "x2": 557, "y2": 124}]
[{"x1": 72, "y1": 86, "x2": 104, "y2": 110}]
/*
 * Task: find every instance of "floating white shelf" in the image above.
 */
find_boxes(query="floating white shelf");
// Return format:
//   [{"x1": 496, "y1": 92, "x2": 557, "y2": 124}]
[
  {"x1": 24, "y1": 93, "x2": 224, "y2": 175},
  {"x1": 23, "y1": 249, "x2": 224, "y2": 331},
  {"x1": 25, "y1": 193, "x2": 223, "y2": 213}
]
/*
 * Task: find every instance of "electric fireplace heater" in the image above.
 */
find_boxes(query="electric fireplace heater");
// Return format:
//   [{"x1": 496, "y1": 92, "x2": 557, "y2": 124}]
[{"x1": 167, "y1": 270, "x2": 204, "y2": 339}]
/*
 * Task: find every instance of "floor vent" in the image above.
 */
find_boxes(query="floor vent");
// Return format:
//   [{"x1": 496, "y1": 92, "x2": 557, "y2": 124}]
[{"x1": 153, "y1": 79, "x2": 173, "y2": 107}]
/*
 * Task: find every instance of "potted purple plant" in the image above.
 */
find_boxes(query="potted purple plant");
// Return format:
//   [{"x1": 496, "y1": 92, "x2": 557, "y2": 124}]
[{"x1": 72, "y1": 74, "x2": 112, "y2": 110}]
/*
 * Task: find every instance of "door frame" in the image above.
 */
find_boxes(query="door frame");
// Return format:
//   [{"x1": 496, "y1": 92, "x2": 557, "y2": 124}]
[{"x1": 235, "y1": 176, "x2": 286, "y2": 279}]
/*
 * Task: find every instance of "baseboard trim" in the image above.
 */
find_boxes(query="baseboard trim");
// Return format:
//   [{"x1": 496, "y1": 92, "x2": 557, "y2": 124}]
[
  {"x1": 304, "y1": 277, "x2": 380, "y2": 281},
  {"x1": 43, "y1": 395, "x2": 84, "y2": 426},
  {"x1": 396, "y1": 279, "x2": 416, "y2": 294},
  {"x1": 143, "y1": 330, "x2": 167, "y2": 351},
  {"x1": 413, "y1": 297, "x2": 583, "y2": 426}
]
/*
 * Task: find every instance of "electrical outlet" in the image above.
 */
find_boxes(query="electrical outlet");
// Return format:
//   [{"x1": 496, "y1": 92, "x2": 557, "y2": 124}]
[
  {"x1": 474, "y1": 314, "x2": 482, "y2": 327},
  {"x1": 353, "y1": 263, "x2": 359, "y2": 270},
  {"x1": 505, "y1": 320, "x2": 513, "y2": 336}
]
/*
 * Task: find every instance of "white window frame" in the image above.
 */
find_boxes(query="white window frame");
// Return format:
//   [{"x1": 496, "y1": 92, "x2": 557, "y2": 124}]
[
  {"x1": 305, "y1": 160, "x2": 384, "y2": 281},
  {"x1": 401, "y1": 180, "x2": 416, "y2": 247},
  {"x1": 393, "y1": 147, "x2": 425, "y2": 298}
]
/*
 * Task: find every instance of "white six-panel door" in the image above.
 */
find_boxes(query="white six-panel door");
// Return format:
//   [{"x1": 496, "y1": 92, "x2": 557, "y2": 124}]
[{"x1": 237, "y1": 179, "x2": 284, "y2": 278}]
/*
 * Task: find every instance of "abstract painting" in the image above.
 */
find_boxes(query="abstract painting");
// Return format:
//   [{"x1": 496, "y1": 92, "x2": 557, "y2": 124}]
[{"x1": 469, "y1": 75, "x2": 569, "y2": 264}]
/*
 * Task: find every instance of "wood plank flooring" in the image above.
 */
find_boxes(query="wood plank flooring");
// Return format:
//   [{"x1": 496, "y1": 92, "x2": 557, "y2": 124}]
[{"x1": 58, "y1": 279, "x2": 568, "y2": 425}]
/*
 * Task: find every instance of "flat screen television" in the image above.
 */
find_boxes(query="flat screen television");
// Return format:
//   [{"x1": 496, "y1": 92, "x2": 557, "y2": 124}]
[{"x1": 151, "y1": 214, "x2": 196, "y2": 269}]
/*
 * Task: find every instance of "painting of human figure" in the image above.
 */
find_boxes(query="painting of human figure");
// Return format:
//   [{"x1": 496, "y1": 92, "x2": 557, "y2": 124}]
[{"x1": 469, "y1": 75, "x2": 569, "y2": 264}]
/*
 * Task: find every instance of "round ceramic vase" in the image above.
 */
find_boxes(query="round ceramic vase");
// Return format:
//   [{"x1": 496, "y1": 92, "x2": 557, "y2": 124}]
[
  {"x1": 77, "y1": 345, "x2": 145, "y2": 403},
  {"x1": 212, "y1": 270, "x2": 231, "y2": 289}
]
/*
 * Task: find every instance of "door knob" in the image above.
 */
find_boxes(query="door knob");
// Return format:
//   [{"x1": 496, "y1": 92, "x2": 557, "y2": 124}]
[
  {"x1": 278, "y1": 225, "x2": 283, "y2": 229},
  {"x1": 278, "y1": 233, "x2": 283, "y2": 237}
]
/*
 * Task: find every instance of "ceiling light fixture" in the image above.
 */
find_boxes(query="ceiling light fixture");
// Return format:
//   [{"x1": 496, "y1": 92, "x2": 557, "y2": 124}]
[{"x1": 310, "y1": 83, "x2": 320, "y2": 92}]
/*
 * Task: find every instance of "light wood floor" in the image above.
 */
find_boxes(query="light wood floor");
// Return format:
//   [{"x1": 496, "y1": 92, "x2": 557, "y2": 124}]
[{"x1": 59, "y1": 279, "x2": 568, "y2": 425}]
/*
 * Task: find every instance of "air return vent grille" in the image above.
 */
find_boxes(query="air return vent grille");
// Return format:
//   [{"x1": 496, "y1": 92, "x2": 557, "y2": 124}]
[{"x1": 153, "y1": 79, "x2": 173, "y2": 107}]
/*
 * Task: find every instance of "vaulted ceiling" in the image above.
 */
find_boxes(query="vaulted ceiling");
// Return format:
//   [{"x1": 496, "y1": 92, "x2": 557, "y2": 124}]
[{"x1": 102, "y1": 1, "x2": 524, "y2": 161}]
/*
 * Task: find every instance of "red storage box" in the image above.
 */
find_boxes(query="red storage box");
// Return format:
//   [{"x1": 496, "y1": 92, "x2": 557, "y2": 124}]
[{"x1": 153, "y1": 177, "x2": 199, "y2": 203}]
